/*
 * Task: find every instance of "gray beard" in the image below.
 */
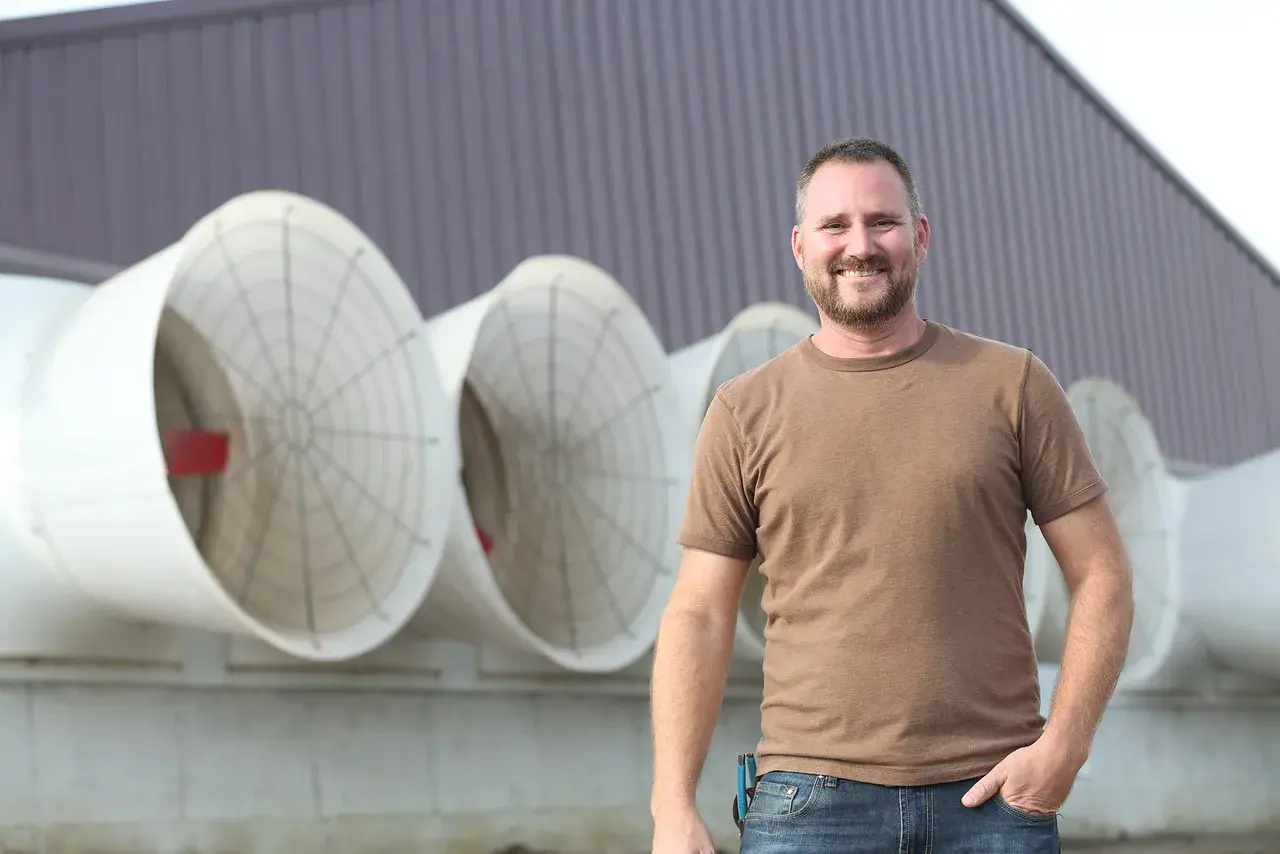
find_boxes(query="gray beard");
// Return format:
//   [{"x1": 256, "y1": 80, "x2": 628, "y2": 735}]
[{"x1": 804, "y1": 264, "x2": 918, "y2": 331}]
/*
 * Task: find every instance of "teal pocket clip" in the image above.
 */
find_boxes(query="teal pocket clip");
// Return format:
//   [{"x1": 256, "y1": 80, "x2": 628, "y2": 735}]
[{"x1": 732, "y1": 752, "x2": 757, "y2": 835}]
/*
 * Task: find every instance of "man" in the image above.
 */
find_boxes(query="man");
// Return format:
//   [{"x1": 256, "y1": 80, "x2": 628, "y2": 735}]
[{"x1": 648, "y1": 137, "x2": 1134, "y2": 853}]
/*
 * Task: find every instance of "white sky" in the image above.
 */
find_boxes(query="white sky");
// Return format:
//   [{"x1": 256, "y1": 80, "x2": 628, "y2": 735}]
[
  {"x1": 1007, "y1": 0, "x2": 1280, "y2": 269},
  {"x1": 0, "y1": 0, "x2": 164, "y2": 18},
  {"x1": 3, "y1": 0, "x2": 1277, "y2": 268}
]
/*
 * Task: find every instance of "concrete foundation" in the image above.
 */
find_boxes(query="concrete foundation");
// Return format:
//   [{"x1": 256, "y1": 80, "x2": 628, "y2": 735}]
[{"x1": 0, "y1": 639, "x2": 1277, "y2": 852}]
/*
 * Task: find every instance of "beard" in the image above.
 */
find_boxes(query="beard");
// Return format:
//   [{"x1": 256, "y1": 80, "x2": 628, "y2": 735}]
[{"x1": 803, "y1": 250, "x2": 919, "y2": 331}]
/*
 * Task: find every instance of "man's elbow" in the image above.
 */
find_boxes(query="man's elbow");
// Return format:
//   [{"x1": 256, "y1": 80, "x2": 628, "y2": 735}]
[
  {"x1": 652, "y1": 596, "x2": 739, "y2": 678},
  {"x1": 659, "y1": 590, "x2": 738, "y2": 637},
  {"x1": 1078, "y1": 554, "x2": 1135, "y2": 639},
  {"x1": 659, "y1": 548, "x2": 750, "y2": 627},
  {"x1": 1078, "y1": 554, "x2": 1134, "y2": 606}
]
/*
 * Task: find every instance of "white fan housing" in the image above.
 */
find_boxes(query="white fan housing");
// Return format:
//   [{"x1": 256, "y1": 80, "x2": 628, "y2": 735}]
[
  {"x1": 1, "y1": 190, "x2": 457, "y2": 663},
  {"x1": 409, "y1": 254, "x2": 687, "y2": 673}
]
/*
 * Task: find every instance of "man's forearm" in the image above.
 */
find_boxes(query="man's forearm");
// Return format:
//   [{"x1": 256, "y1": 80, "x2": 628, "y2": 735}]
[
  {"x1": 1044, "y1": 565, "x2": 1134, "y2": 760},
  {"x1": 649, "y1": 607, "x2": 737, "y2": 817}
]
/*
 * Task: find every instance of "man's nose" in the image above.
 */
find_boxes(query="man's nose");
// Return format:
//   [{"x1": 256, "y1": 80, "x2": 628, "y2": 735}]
[{"x1": 841, "y1": 225, "x2": 877, "y2": 260}]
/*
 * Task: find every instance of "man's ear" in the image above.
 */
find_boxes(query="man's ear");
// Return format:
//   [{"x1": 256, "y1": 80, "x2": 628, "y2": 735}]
[
  {"x1": 790, "y1": 225, "x2": 804, "y2": 271},
  {"x1": 914, "y1": 215, "x2": 931, "y2": 263}
]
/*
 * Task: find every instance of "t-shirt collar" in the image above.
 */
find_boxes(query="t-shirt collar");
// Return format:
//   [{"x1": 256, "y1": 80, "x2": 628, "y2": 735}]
[{"x1": 799, "y1": 320, "x2": 942, "y2": 373}]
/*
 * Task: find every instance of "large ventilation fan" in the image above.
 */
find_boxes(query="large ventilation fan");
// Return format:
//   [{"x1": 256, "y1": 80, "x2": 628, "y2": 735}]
[
  {"x1": 3, "y1": 191, "x2": 457, "y2": 663},
  {"x1": 408, "y1": 254, "x2": 687, "y2": 673},
  {"x1": 1179, "y1": 440, "x2": 1280, "y2": 685},
  {"x1": 1024, "y1": 378, "x2": 1186, "y2": 690},
  {"x1": 669, "y1": 302, "x2": 818, "y2": 661}
]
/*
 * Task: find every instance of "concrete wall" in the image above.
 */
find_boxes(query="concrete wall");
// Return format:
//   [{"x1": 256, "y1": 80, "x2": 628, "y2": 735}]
[
  {"x1": 0, "y1": 629, "x2": 767, "y2": 854},
  {"x1": 0, "y1": 681, "x2": 754, "y2": 854},
  {"x1": 1040, "y1": 666, "x2": 1280, "y2": 841},
  {"x1": 1064, "y1": 698, "x2": 1280, "y2": 840},
  {"x1": 1, "y1": 638, "x2": 1277, "y2": 853}
]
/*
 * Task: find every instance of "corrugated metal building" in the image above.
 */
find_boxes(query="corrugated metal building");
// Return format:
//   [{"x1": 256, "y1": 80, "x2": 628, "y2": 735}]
[{"x1": 2, "y1": 0, "x2": 1278, "y2": 466}]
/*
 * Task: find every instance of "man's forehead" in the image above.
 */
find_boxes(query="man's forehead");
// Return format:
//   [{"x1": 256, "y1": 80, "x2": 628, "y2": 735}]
[{"x1": 807, "y1": 160, "x2": 909, "y2": 213}]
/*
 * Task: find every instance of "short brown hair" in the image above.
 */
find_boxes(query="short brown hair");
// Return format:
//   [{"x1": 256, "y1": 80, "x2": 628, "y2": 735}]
[{"x1": 795, "y1": 137, "x2": 923, "y2": 225}]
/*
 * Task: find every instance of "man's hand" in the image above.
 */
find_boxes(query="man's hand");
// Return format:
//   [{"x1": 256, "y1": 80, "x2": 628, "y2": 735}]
[
  {"x1": 960, "y1": 733, "x2": 1086, "y2": 815},
  {"x1": 651, "y1": 805, "x2": 718, "y2": 854}
]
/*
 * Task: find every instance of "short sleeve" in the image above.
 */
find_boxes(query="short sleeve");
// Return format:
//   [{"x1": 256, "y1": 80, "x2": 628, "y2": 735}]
[
  {"x1": 1019, "y1": 353, "x2": 1109, "y2": 525},
  {"x1": 675, "y1": 391, "x2": 758, "y2": 560}
]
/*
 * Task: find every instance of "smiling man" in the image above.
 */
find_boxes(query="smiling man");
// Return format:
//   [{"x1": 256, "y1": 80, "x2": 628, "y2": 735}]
[{"x1": 649, "y1": 137, "x2": 1135, "y2": 853}]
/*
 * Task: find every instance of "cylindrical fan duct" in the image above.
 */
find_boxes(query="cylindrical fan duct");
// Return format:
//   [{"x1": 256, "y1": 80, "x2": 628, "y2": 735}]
[
  {"x1": 1023, "y1": 378, "x2": 1190, "y2": 690},
  {"x1": 0, "y1": 274, "x2": 138, "y2": 660},
  {"x1": 409, "y1": 254, "x2": 687, "y2": 673},
  {"x1": 668, "y1": 302, "x2": 819, "y2": 660},
  {"x1": 9, "y1": 190, "x2": 457, "y2": 662},
  {"x1": 1181, "y1": 447, "x2": 1280, "y2": 683}
]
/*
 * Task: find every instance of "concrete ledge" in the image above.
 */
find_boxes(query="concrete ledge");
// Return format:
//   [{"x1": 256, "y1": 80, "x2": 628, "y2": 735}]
[
  {"x1": 0, "y1": 809, "x2": 732, "y2": 854},
  {"x1": 0, "y1": 676, "x2": 1275, "y2": 849}
]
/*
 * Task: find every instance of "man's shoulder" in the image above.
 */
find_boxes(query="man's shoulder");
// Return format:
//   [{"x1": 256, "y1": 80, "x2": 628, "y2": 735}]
[
  {"x1": 712, "y1": 339, "x2": 809, "y2": 414},
  {"x1": 929, "y1": 323, "x2": 1035, "y2": 380}
]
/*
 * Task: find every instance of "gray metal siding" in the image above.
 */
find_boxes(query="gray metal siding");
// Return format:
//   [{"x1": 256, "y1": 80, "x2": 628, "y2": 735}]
[{"x1": 1, "y1": 0, "x2": 1277, "y2": 465}]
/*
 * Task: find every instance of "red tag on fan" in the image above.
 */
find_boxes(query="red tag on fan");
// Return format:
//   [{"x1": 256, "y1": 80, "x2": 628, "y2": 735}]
[
  {"x1": 163, "y1": 430, "x2": 230, "y2": 477},
  {"x1": 475, "y1": 523, "x2": 494, "y2": 555}
]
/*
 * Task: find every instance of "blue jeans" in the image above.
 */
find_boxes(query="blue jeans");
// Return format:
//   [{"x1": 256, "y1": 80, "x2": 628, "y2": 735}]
[{"x1": 739, "y1": 771, "x2": 1060, "y2": 853}]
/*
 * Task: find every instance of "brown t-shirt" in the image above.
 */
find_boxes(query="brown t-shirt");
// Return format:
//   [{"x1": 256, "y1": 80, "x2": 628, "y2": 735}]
[{"x1": 677, "y1": 320, "x2": 1106, "y2": 786}]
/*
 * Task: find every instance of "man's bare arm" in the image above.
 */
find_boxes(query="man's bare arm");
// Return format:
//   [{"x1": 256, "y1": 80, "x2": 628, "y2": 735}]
[
  {"x1": 1040, "y1": 492, "x2": 1135, "y2": 762},
  {"x1": 649, "y1": 547, "x2": 750, "y2": 818},
  {"x1": 964, "y1": 492, "x2": 1132, "y2": 811}
]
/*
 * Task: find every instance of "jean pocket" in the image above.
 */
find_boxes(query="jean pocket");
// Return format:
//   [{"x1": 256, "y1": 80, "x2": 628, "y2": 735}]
[
  {"x1": 746, "y1": 772, "x2": 819, "y2": 821},
  {"x1": 995, "y1": 794, "x2": 1058, "y2": 824}
]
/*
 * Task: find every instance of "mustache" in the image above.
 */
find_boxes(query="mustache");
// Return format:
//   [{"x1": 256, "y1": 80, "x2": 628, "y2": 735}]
[{"x1": 828, "y1": 255, "x2": 891, "y2": 275}]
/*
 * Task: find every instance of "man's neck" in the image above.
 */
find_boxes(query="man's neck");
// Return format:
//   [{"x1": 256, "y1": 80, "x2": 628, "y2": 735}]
[{"x1": 811, "y1": 309, "x2": 927, "y2": 360}]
